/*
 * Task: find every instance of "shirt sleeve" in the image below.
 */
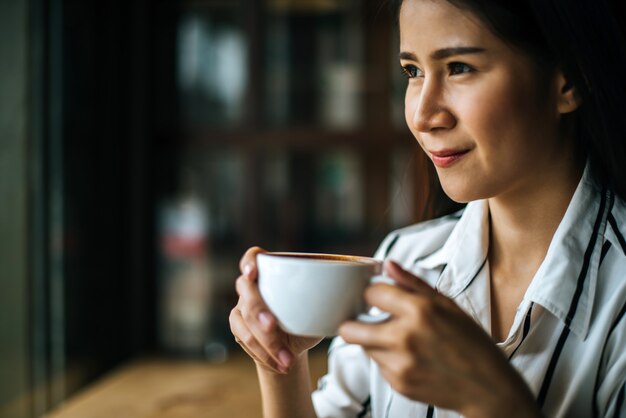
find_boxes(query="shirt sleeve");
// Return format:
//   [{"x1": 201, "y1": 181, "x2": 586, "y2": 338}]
[{"x1": 311, "y1": 337, "x2": 371, "y2": 418}]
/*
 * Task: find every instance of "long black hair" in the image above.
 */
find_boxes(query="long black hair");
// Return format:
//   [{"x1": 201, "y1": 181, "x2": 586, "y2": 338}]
[{"x1": 391, "y1": 0, "x2": 626, "y2": 214}]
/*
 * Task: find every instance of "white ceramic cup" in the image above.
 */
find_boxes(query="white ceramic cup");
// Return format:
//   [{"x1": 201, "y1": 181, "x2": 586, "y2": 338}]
[{"x1": 257, "y1": 252, "x2": 390, "y2": 337}]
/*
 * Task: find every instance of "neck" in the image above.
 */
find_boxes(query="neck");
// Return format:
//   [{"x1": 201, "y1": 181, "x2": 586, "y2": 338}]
[{"x1": 488, "y1": 158, "x2": 584, "y2": 281}]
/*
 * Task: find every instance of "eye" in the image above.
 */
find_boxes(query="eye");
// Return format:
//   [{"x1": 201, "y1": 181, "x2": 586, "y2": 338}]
[
  {"x1": 401, "y1": 64, "x2": 422, "y2": 79},
  {"x1": 448, "y1": 62, "x2": 474, "y2": 75}
]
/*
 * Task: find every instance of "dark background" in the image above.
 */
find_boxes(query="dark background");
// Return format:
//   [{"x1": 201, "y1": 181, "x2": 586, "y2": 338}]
[{"x1": 0, "y1": 0, "x2": 436, "y2": 416}]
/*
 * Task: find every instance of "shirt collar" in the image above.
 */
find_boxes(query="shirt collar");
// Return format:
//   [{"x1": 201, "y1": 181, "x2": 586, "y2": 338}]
[
  {"x1": 417, "y1": 164, "x2": 609, "y2": 340},
  {"x1": 418, "y1": 199, "x2": 490, "y2": 298}
]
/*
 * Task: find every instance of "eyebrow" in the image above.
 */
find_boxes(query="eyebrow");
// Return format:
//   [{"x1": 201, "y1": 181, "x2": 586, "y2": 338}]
[{"x1": 399, "y1": 46, "x2": 486, "y2": 61}]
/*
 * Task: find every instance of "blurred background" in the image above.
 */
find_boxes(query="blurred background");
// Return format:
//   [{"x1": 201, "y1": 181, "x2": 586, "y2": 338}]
[{"x1": 0, "y1": 0, "x2": 438, "y2": 416}]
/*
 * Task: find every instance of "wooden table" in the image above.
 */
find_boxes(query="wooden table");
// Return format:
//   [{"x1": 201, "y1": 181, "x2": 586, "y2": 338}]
[{"x1": 46, "y1": 348, "x2": 329, "y2": 418}]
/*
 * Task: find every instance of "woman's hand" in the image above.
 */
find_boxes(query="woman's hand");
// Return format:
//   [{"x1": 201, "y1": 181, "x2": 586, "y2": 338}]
[
  {"x1": 338, "y1": 260, "x2": 541, "y2": 418},
  {"x1": 229, "y1": 247, "x2": 323, "y2": 374}
]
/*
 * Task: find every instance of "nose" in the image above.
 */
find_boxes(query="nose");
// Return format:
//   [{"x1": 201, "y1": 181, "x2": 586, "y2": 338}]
[{"x1": 409, "y1": 79, "x2": 456, "y2": 133}]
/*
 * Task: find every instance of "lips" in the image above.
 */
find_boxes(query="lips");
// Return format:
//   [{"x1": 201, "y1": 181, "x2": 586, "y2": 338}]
[{"x1": 429, "y1": 149, "x2": 470, "y2": 168}]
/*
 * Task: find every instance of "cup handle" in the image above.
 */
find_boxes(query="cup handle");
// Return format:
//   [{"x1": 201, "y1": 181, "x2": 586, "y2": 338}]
[{"x1": 356, "y1": 275, "x2": 394, "y2": 323}]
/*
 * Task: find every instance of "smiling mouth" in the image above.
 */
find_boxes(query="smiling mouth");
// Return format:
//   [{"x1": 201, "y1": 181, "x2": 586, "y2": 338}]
[{"x1": 429, "y1": 149, "x2": 470, "y2": 168}]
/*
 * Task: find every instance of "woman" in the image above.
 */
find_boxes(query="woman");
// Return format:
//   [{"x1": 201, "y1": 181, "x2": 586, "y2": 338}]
[{"x1": 229, "y1": 0, "x2": 626, "y2": 416}]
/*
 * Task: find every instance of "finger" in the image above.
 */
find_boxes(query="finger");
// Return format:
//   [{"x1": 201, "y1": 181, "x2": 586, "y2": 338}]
[
  {"x1": 235, "y1": 276, "x2": 294, "y2": 369},
  {"x1": 363, "y1": 346, "x2": 397, "y2": 366},
  {"x1": 235, "y1": 275, "x2": 275, "y2": 332},
  {"x1": 364, "y1": 282, "x2": 419, "y2": 316},
  {"x1": 385, "y1": 260, "x2": 436, "y2": 295},
  {"x1": 338, "y1": 319, "x2": 390, "y2": 349},
  {"x1": 230, "y1": 307, "x2": 288, "y2": 373},
  {"x1": 234, "y1": 274, "x2": 249, "y2": 296},
  {"x1": 239, "y1": 246, "x2": 267, "y2": 281},
  {"x1": 363, "y1": 348, "x2": 425, "y2": 396}
]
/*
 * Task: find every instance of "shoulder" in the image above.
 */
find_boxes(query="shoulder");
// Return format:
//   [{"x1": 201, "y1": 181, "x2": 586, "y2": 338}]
[{"x1": 374, "y1": 209, "x2": 464, "y2": 263}]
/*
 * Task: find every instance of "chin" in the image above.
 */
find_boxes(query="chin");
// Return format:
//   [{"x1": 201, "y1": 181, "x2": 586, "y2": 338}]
[{"x1": 438, "y1": 177, "x2": 485, "y2": 204}]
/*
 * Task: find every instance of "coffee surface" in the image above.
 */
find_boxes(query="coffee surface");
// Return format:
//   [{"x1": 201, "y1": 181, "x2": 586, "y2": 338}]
[{"x1": 268, "y1": 252, "x2": 377, "y2": 265}]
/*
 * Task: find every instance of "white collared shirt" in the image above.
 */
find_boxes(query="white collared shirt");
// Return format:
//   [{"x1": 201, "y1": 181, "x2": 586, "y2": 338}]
[{"x1": 312, "y1": 168, "x2": 626, "y2": 418}]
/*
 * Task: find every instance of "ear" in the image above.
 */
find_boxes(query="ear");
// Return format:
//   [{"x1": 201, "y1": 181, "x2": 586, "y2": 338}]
[{"x1": 555, "y1": 71, "x2": 582, "y2": 114}]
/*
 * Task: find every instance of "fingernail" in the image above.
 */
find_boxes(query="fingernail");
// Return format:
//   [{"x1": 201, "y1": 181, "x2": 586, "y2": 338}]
[
  {"x1": 244, "y1": 263, "x2": 252, "y2": 277},
  {"x1": 278, "y1": 349, "x2": 292, "y2": 368},
  {"x1": 258, "y1": 311, "x2": 272, "y2": 329}
]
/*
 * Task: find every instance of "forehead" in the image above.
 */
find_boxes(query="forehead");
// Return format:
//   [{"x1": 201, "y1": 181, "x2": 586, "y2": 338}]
[{"x1": 399, "y1": 0, "x2": 496, "y2": 54}]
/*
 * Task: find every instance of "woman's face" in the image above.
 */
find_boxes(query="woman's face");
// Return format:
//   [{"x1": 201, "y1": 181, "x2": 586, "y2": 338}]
[{"x1": 400, "y1": 0, "x2": 570, "y2": 203}]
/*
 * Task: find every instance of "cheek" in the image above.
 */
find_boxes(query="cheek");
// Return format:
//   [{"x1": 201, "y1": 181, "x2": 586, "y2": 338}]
[{"x1": 457, "y1": 77, "x2": 540, "y2": 154}]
